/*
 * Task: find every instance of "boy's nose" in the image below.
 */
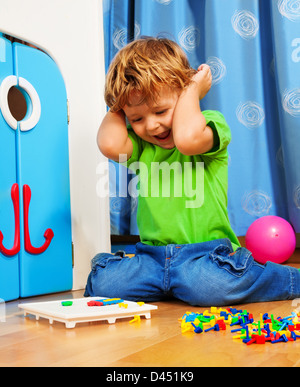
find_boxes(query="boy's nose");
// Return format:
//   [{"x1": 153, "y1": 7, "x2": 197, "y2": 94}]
[{"x1": 146, "y1": 117, "x2": 160, "y2": 133}]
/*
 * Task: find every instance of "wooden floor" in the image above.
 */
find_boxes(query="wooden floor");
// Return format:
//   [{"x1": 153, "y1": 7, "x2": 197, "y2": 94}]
[{"x1": 1, "y1": 252, "x2": 300, "y2": 368}]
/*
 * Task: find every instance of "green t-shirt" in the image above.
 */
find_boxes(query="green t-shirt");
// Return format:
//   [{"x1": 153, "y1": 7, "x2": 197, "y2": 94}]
[{"x1": 122, "y1": 110, "x2": 240, "y2": 250}]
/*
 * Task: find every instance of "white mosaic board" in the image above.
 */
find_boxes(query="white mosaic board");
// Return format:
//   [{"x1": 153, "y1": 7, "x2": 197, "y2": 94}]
[{"x1": 18, "y1": 297, "x2": 157, "y2": 328}]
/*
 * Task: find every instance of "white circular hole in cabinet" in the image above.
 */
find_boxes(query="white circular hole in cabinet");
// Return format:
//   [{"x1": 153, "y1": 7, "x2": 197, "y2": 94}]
[{"x1": 0, "y1": 75, "x2": 41, "y2": 131}]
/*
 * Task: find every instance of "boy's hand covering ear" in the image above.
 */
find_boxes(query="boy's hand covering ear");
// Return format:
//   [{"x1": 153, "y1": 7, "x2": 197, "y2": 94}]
[{"x1": 192, "y1": 64, "x2": 212, "y2": 100}]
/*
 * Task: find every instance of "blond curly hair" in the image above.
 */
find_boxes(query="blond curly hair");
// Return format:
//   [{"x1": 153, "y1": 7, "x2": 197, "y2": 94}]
[{"x1": 105, "y1": 37, "x2": 196, "y2": 112}]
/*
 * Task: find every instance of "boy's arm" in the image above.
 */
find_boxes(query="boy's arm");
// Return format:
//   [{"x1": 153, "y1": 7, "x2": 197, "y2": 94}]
[
  {"x1": 172, "y1": 64, "x2": 216, "y2": 156},
  {"x1": 97, "y1": 110, "x2": 133, "y2": 162}
]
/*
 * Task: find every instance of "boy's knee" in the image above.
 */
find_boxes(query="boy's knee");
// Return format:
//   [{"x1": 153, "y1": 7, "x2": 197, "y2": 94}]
[{"x1": 172, "y1": 246, "x2": 260, "y2": 306}]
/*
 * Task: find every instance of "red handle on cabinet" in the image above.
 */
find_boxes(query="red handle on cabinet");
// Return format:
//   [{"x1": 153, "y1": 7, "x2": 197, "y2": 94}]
[
  {"x1": 0, "y1": 184, "x2": 21, "y2": 256},
  {"x1": 23, "y1": 184, "x2": 54, "y2": 255}
]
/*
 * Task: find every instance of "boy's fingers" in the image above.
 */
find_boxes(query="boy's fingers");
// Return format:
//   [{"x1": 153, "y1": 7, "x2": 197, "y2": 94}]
[{"x1": 198, "y1": 64, "x2": 210, "y2": 72}]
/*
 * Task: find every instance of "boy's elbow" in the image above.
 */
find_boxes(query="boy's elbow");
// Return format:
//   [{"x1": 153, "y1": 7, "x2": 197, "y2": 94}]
[
  {"x1": 174, "y1": 133, "x2": 200, "y2": 156},
  {"x1": 174, "y1": 125, "x2": 215, "y2": 155},
  {"x1": 175, "y1": 140, "x2": 192, "y2": 155},
  {"x1": 97, "y1": 136, "x2": 132, "y2": 162},
  {"x1": 98, "y1": 137, "x2": 117, "y2": 160}
]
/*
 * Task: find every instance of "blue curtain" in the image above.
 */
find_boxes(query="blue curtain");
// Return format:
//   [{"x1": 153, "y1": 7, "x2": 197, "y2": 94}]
[{"x1": 103, "y1": 0, "x2": 300, "y2": 237}]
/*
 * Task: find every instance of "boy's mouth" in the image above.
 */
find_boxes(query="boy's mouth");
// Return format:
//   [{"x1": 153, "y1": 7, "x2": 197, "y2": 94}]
[{"x1": 154, "y1": 130, "x2": 171, "y2": 141}]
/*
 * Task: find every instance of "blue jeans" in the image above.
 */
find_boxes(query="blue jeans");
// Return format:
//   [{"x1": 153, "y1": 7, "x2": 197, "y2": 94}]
[{"x1": 84, "y1": 238, "x2": 300, "y2": 306}]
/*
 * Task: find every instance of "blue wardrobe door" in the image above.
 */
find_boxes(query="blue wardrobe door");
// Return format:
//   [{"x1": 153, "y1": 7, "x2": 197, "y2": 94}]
[
  {"x1": 0, "y1": 36, "x2": 19, "y2": 301},
  {"x1": 13, "y1": 43, "x2": 73, "y2": 297}
]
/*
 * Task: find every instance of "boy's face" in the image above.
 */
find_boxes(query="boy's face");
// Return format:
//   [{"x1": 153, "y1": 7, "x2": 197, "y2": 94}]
[{"x1": 123, "y1": 87, "x2": 179, "y2": 149}]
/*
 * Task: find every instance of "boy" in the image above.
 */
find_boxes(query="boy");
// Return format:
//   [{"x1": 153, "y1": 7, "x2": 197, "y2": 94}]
[{"x1": 85, "y1": 37, "x2": 300, "y2": 306}]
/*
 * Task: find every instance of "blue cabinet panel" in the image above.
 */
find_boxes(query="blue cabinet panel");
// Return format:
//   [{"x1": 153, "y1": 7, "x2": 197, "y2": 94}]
[
  {"x1": 0, "y1": 37, "x2": 19, "y2": 301},
  {"x1": 14, "y1": 43, "x2": 72, "y2": 297}
]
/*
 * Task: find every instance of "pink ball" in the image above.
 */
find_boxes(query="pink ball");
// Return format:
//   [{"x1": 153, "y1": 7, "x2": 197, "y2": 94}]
[{"x1": 245, "y1": 216, "x2": 296, "y2": 264}]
